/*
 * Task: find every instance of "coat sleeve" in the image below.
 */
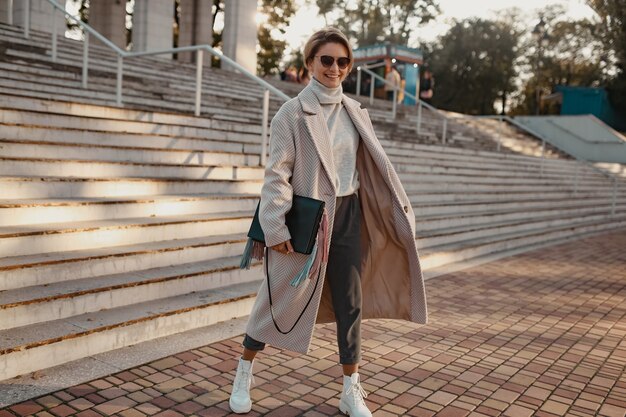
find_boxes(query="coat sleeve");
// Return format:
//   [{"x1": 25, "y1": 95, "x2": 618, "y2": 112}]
[{"x1": 259, "y1": 107, "x2": 295, "y2": 247}]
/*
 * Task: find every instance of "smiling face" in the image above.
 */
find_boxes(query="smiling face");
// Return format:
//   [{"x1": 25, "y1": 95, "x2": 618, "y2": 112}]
[{"x1": 307, "y1": 42, "x2": 351, "y2": 89}]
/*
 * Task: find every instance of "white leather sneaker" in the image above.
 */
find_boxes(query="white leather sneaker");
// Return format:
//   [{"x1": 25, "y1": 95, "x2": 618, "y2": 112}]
[
  {"x1": 339, "y1": 373, "x2": 372, "y2": 417},
  {"x1": 229, "y1": 357, "x2": 254, "y2": 414}
]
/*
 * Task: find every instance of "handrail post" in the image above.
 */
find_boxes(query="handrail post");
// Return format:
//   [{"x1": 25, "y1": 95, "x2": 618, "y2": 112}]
[
  {"x1": 392, "y1": 89, "x2": 397, "y2": 119},
  {"x1": 442, "y1": 118, "x2": 448, "y2": 144},
  {"x1": 195, "y1": 50, "x2": 203, "y2": 116},
  {"x1": 260, "y1": 89, "x2": 270, "y2": 166},
  {"x1": 611, "y1": 178, "x2": 616, "y2": 217},
  {"x1": 416, "y1": 102, "x2": 422, "y2": 134},
  {"x1": 116, "y1": 55, "x2": 123, "y2": 106},
  {"x1": 539, "y1": 139, "x2": 546, "y2": 177},
  {"x1": 24, "y1": 0, "x2": 30, "y2": 39},
  {"x1": 7, "y1": 0, "x2": 13, "y2": 25},
  {"x1": 82, "y1": 31, "x2": 89, "y2": 89},
  {"x1": 356, "y1": 69, "x2": 361, "y2": 96},
  {"x1": 51, "y1": 3, "x2": 58, "y2": 62},
  {"x1": 496, "y1": 115, "x2": 502, "y2": 152},
  {"x1": 369, "y1": 73, "x2": 375, "y2": 105},
  {"x1": 574, "y1": 164, "x2": 579, "y2": 195}
]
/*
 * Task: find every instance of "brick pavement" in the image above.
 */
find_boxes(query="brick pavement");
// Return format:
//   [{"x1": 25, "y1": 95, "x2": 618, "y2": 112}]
[{"x1": 2, "y1": 230, "x2": 625, "y2": 417}]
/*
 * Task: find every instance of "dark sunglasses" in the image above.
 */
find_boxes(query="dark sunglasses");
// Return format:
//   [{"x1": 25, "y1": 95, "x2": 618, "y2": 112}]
[{"x1": 316, "y1": 55, "x2": 351, "y2": 69}]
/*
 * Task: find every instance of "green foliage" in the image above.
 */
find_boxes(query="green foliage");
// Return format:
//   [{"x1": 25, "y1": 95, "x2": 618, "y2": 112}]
[
  {"x1": 257, "y1": 1, "x2": 296, "y2": 76},
  {"x1": 510, "y1": 6, "x2": 607, "y2": 115},
  {"x1": 315, "y1": 0, "x2": 440, "y2": 47},
  {"x1": 586, "y1": 0, "x2": 626, "y2": 120},
  {"x1": 426, "y1": 18, "x2": 520, "y2": 114}
]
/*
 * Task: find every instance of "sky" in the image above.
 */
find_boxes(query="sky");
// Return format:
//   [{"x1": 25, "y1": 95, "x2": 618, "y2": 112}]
[{"x1": 281, "y1": 0, "x2": 598, "y2": 56}]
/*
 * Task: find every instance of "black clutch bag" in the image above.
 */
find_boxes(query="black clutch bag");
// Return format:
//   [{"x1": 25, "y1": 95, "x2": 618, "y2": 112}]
[
  {"x1": 247, "y1": 195, "x2": 325, "y2": 255},
  {"x1": 239, "y1": 194, "x2": 328, "y2": 335}
]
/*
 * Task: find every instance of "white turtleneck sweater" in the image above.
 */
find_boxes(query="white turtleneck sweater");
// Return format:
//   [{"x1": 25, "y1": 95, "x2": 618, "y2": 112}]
[{"x1": 309, "y1": 77, "x2": 360, "y2": 197}]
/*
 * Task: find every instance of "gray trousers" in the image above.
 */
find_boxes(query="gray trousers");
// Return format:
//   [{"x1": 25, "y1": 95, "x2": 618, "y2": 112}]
[{"x1": 243, "y1": 191, "x2": 363, "y2": 364}]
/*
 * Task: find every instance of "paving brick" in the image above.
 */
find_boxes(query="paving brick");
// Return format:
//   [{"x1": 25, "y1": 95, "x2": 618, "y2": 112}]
[{"x1": 5, "y1": 231, "x2": 626, "y2": 416}]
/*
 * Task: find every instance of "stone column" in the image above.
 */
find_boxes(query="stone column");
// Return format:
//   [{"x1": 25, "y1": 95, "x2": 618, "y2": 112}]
[
  {"x1": 89, "y1": 0, "x2": 127, "y2": 49},
  {"x1": 178, "y1": 0, "x2": 213, "y2": 64},
  {"x1": 222, "y1": 0, "x2": 257, "y2": 74},
  {"x1": 132, "y1": 0, "x2": 174, "y2": 57},
  {"x1": 0, "y1": 0, "x2": 13, "y2": 25},
  {"x1": 10, "y1": 0, "x2": 66, "y2": 34}
]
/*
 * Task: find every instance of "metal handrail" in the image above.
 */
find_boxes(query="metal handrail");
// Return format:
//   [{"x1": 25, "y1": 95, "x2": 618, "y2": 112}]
[
  {"x1": 36, "y1": 0, "x2": 290, "y2": 166},
  {"x1": 356, "y1": 63, "x2": 622, "y2": 216},
  {"x1": 477, "y1": 114, "x2": 623, "y2": 216},
  {"x1": 357, "y1": 66, "x2": 448, "y2": 144}
]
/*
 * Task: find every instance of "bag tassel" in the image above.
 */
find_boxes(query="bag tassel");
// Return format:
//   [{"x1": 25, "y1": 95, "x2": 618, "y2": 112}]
[
  {"x1": 239, "y1": 237, "x2": 266, "y2": 270},
  {"x1": 290, "y1": 208, "x2": 330, "y2": 287}
]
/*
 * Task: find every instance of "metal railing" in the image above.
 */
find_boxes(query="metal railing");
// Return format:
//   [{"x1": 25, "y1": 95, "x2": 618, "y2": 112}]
[
  {"x1": 474, "y1": 114, "x2": 623, "y2": 217},
  {"x1": 26, "y1": 0, "x2": 290, "y2": 166},
  {"x1": 356, "y1": 66, "x2": 448, "y2": 144},
  {"x1": 354, "y1": 66, "x2": 622, "y2": 217}
]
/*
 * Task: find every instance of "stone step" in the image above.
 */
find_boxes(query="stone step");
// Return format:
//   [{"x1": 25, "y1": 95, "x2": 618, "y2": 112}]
[
  {"x1": 0, "y1": 67, "x2": 266, "y2": 123},
  {"x1": 0, "y1": 76, "x2": 259, "y2": 123},
  {"x1": 0, "y1": 93, "x2": 263, "y2": 136},
  {"x1": 0, "y1": 157, "x2": 264, "y2": 180},
  {"x1": 416, "y1": 204, "x2": 626, "y2": 236},
  {"x1": 417, "y1": 209, "x2": 626, "y2": 249},
  {"x1": 408, "y1": 190, "x2": 588, "y2": 204},
  {"x1": 0, "y1": 254, "x2": 261, "y2": 329},
  {"x1": 0, "y1": 94, "x2": 573, "y2": 170},
  {"x1": 0, "y1": 176, "x2": 263, "y2": 199},
  {"x1": 0, "y1": 138, "x2": 597, "y2": 186},
  {"x1": 0, "y1": 37, "x2": 270, "y2": 100},
  {"x1": 402, "y1": 180, "x2": 615, "y2": 194},
  {"x1": 419, "y1": 216, "x2": 626, "y2": 270},
  {"x1": 0, "y1": 210, "x2": 253, "y2": 257},
  {"x1": 412, "y1": 195, "x2": 626, "y2": 216},
  {"x1": 0, "y1": 123, "x2": 263, "y2": 156},
  {"x1": 0, "y1": 233, "x2": 249, "y2": 291},
  {"x1": 0, "y1": 193, "x2": 259, "y2": 226},
  {"x1": 0, "y1": 279, "x2": 260, "y2": 381},
  {"x1": 0, "y1": 59, "x2": 265, "y2": 106},
  {"x1": 0, "y1": 139, "x2": 261, "y2": 168},
  {"x1": 2, "y1": 215, "x2": 624, "y2": 381},
  {"x1": 0, "y1": 36, "x2": 279, "y2": 97}
]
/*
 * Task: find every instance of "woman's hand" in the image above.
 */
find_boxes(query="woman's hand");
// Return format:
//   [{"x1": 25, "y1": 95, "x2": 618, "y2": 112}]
[{"x1": 270, "y1": 240, "x2": 294, "y2": 254}]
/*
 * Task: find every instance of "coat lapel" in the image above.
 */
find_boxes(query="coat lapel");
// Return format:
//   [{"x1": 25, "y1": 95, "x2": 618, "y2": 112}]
[{"x1": 298, "y1": 87, "x2": 337, "y2": 193}]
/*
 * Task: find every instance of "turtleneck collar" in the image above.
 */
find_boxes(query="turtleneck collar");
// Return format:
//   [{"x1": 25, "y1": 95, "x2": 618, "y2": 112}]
[{"x1": 309, "y1": 76, "x2": 343, "y2": 104}]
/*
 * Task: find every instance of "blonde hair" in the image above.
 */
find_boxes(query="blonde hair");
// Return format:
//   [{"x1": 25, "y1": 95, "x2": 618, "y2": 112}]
[{"x1": 303, "y1": 27, "x2": 353, "y2": 72}]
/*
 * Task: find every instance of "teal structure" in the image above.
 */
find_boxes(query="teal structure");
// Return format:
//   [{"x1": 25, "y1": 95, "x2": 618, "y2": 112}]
[{"x1": 555, "y1": 86, "x2": 625, "y2": 131}]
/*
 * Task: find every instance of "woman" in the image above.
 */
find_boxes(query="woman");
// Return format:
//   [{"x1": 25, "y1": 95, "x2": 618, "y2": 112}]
[{"x1": 231, "y1": 27, "x2": 428, "y2": 416}]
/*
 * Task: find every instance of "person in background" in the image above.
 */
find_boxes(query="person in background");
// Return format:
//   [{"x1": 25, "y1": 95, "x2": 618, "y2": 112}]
[
  {"x1": 384, "y1": 63, "x2": 401, "y2": 101},
  {"x1": 419, "y1": 69, "x2": 435, "y2": 105}
]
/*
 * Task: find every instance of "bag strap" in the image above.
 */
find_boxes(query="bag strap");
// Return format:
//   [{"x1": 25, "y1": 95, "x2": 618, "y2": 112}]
[{"x1": 265, "y1": 246, "x2": 323, "y2": 335}]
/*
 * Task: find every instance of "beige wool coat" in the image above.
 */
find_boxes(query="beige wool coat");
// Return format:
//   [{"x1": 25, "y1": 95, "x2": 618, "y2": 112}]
[{"x1": 245, "y1": 82, "x2": 429, "y2": 354}]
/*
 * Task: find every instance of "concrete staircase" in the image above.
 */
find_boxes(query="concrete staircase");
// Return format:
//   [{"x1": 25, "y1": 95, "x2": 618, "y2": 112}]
[{"x1": 1, "y1": 23, "x2": 626, "y2": 383}]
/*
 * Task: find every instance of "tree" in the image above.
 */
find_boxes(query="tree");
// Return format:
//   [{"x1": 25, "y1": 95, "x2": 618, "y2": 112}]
[
  {"x1": 586, "y1": 0, "x2": 626, "y2": 121},
  {"x1": 510, "y1": 6, "x2": 607, "y2": 115},
  {"x1": 425, "y1": 18, "x2": 520, "y2": 114},
  {"x1": 315, "y1": 0, "x2": 440, "y2": 47},
  {"x1": 257, "y1": 1, "x2": 296, "y2": 76}
]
